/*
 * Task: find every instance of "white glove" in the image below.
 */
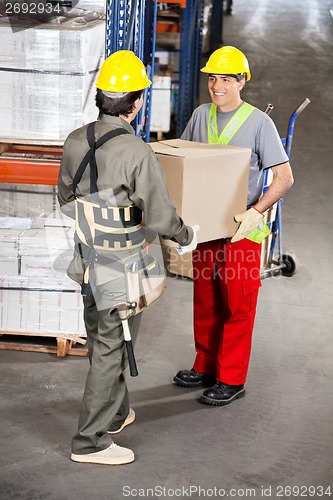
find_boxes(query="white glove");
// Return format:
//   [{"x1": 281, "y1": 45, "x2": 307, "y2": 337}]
[
  {"x1": 177, "y1": 225, "x2": 200, "y2": 255},
  {"x1": 231, "y1": 207, "x2": 264, "y2": 243}
]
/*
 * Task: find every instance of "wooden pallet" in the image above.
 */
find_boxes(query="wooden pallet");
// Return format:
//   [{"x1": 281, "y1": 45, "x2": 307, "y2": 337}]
[{"x1": 0, "y1": 332, "x2": 88, "y2": 357}]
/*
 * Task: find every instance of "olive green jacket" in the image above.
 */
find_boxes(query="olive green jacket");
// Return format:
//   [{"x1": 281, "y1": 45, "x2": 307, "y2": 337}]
[
  {"x1": 58, "y1": 114, "x2": 193, "y2": 245},
  {"x1": 57, "y1": 114, "x2": 193, "y2": 287}
]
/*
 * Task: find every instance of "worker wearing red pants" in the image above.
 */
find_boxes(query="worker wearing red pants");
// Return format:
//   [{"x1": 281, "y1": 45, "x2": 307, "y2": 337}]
[
  {"x1": 192, "y1": 237, "x2": 261, "y2": 385},
  {"x1": 174, "y1": 46, "x2": 294, "y2": 405}
]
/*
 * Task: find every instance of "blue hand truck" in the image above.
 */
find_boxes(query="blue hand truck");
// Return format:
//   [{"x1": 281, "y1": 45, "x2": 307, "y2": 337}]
[{"x1": 260, "y1": 98, "x2": 311, "y2": 279}]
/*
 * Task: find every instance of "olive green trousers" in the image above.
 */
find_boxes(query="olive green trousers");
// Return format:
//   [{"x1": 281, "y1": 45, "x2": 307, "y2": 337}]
[{"x1": 71, "y1": 294, "x2": 141, "y2": 454}]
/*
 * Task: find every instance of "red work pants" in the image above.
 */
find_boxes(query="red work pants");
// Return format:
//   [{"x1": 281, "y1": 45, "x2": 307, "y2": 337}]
[{"x1": 192, "y1": 238, "x2": 262, "y2": 385}]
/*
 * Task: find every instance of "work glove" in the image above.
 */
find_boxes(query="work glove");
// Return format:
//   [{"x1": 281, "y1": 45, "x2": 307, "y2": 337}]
[
  {"x1": 231, "y1": 207, "x2": 264, "y2": 243},
  {"x1": 177, "y1": 225, "x2": 200, "y2": 255}
]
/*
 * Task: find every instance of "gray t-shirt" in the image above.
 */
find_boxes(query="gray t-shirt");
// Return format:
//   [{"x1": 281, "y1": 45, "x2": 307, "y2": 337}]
[{"x1": 180, "y1": 102, "x2": 289, "y2": 206}]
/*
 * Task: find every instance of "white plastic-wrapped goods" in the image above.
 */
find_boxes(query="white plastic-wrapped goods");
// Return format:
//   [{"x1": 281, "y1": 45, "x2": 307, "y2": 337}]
[{"x1": 0, "y1": 10, "x2": 105, "y2": 141}]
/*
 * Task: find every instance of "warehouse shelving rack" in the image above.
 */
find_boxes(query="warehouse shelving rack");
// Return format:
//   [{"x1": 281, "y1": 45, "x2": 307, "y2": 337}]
[
  {"x1": 0, "y1": 0, "x2": 205, "y2": 356},
  {"x1": 0, "y1": 141, "x2": 62, "y2": 186},
  {"x1": 0, "y1": 141, "x2": 88, "y2": 357},
  {"x1": 176, "y1": 0, "x2": 205, "y2": 136},
  {"x1": 105, "y1": 0, "x2": 158, "y2": 142},
  {"x1": 104, "y1": 0, "x2": 205, "y2": 140}
]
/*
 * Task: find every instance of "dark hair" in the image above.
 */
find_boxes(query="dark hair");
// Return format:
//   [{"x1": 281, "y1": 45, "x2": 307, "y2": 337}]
[
  {"x1": 95, "y1": 88, "x2": 144, "y2": 117},
  {"x1": 209, "y1": 73, "x2": 245, "y2": 81}
]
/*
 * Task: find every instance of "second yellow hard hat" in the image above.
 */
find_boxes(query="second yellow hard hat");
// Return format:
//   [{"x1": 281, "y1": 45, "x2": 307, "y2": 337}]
[{"x1": 201, "y1": 46, "x2": 251, "y2": 81}]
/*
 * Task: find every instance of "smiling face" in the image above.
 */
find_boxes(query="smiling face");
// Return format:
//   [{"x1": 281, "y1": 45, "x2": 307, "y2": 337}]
[{"x1": 208, "y1": 74, "x2": 245, "y2": 112}]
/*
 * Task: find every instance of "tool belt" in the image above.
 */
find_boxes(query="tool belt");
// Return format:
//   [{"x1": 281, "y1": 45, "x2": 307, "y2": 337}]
[
  {"x1": 70, "y1": 121, "x2": 166, "y2": 314},
  {"x1": 76, "y1": 241, "x2": 166, "y2": 316}
]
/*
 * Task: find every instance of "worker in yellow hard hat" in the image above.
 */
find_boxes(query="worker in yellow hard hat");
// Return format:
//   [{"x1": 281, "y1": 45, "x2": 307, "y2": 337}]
[
  {"x1": 95, "y1": 49, "x2": 152, "y2": 93},
  {"x1": 58, "y1": 50, "x2": 198, "y2": 466},
  {"x1": 201, "y1": 45, "x2": 251, "y2": 80},
  {"x1": 174, "y1": 46, "x2": 294, "y2": 406}
]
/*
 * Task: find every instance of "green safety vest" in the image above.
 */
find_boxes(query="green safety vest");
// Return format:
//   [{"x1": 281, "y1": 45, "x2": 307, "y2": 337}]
[
  {"x1": 207, "y1": 102, "x2": 255, "y2": 144},
  {"x1": 207, "y1": 102, "x2": 270, "y2": 244}
]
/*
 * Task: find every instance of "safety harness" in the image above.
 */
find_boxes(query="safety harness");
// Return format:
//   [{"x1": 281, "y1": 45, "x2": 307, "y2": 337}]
[
  {"x1": 72, "y1": 122, "x2": 145, "y2": 291},
  {"x1": 207, "y1": 102, "x2": 255, "y2": 144}
]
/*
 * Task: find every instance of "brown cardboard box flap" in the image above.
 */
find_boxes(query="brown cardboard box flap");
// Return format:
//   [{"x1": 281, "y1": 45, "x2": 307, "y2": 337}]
[{"x1": 151, "y1": 139, "x2": 250, "y2": 157}]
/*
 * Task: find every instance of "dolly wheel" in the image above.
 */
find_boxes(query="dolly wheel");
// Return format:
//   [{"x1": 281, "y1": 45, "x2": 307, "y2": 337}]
[{"x1": 281, "y1": 253, "x2": 297, "y2": 277}]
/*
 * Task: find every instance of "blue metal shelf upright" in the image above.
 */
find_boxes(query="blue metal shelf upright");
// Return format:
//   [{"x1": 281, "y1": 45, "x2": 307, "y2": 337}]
[
  {"x1": 105, "y1": 0, "x2": 158, "y2": 142},
  {"x1": 177, "y1": 0, "x2": 205, "y2": 137},
  {"x1": 104, "y1": 0, "x2": 205, "y2": 140}
]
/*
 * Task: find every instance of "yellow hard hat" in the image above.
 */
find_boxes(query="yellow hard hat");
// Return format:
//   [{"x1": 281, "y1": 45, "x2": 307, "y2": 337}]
[
  {"x1": 201, "y1": 46, "x2": 251, "y2": 81},
  {"x1": 96, "y1": 50, "x2": 152, "y2": 93}
]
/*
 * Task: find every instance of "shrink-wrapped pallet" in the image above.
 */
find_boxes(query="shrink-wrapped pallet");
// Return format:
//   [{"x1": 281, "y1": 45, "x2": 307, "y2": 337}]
[
  {"x1": 0, "y1": 216, "x2": 85, "y2": 336},
  {"x1": 0, "y1": 10, "x2": 105, "y2": 141}
]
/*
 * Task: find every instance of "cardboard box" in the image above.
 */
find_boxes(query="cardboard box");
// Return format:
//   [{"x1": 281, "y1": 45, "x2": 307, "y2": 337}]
[
  {"x1": 167, "y1": 247, "x2": 194, "y2": 279},
  {"x1": 150, "y1": 139, "x2": 250, "y2": 243},
  {"x1": 163, "y1": 203, "x2": 277, "y2": 279}
]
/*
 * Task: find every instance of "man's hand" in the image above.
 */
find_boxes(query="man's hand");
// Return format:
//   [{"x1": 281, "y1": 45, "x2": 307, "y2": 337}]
[
  {"x1": 177, "y1": 225, "x2": 200, "y2": 254},
  {"x1": 231, "y1": 207, "x2": 264, "y2": 243}
]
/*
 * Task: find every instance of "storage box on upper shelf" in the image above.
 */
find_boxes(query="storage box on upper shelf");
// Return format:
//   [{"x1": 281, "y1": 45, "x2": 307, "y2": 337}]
[
  {"x1": 0, "y1": 13, "x2": 104, "y2": 141},
  {"x1": 0, "y1": 13, "x2": 104, "y2": 72}
]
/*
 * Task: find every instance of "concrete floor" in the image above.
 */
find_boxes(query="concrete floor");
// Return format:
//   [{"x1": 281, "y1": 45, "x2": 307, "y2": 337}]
[{"x1": 1, "y1": 0, "x2": 333, "y2": 498}]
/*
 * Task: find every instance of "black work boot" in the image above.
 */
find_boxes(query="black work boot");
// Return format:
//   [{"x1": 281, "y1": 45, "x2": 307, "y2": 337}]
[
  {"x1": 200, "y1": 382, "x2": 245, "y2": 406},
  {"x1": 173, "y1": 368, "x2": 215, "y2": 388}
]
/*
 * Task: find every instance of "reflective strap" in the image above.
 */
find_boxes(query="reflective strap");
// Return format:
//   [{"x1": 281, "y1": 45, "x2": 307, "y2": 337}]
[
  {"x1": 93, "y1": 222, "x2": 143, "y2": 235},
  {"x1": 75, "y1": 199, "x2": 89, "y2": 246},
  {"x1": 75, "y1": 198, "x2": 96, "y2": 245},
  {"x1": 75, "y1": 198, "x2": 144, "y2": 252},
  {"x1": 208, "y1": 102, "x2": 255, "y2": 144},
  {"x1": 246, "y1": 220, "x2": 270, "y2": 244},
  {"x1": 101, "y1": 207, "x2": 108, "y2": 220},
  {"x1": 124, "y1": 206, "x2": 131, "y2": 222},
  {"x1": 113, "y1": 207, "x2": 120, "y2": 222}
]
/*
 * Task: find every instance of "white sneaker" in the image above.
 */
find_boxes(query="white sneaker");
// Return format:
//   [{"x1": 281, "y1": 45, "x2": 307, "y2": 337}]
[
  {"x1": 71, "y1": 443, "x2": 135, "y2": 465},
  {"x1": 108, "y1": 408, "x2": 136, "y2": 434}
]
